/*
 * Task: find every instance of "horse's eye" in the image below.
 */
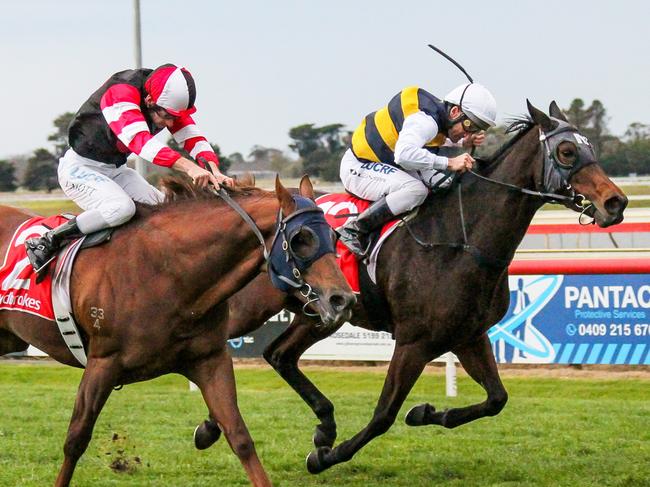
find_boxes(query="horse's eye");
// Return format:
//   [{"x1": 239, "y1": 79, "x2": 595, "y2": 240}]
[
  {"x1": 289, "y1": 228, "x2": 319, "y2": 260},
  {"x1": 556, "y1": 141, "x2": 578, "y2": 167}
]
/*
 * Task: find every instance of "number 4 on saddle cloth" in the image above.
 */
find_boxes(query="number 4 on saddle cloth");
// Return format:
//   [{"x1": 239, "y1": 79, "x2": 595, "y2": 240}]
[
  {"x1": 0, "y1": 215, "x2": 111, "y2": 366},
  {"x1": 316, "y1": 194, "x2": 408, "y2": 294}
]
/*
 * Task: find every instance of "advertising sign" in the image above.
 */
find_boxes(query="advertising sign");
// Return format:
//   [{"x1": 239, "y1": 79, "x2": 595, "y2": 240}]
[
  {"x1": 491, "y1": 274, "x2": 649, "y2": 364},
  {"x1": 303, "y1": 274, "x2": 650, "y2": 365}
]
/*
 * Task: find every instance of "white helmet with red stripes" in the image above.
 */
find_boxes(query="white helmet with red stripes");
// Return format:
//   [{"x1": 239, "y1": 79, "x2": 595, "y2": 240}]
[{"x1": 145, "y1": 64, "x2": 197, "y2": 117}]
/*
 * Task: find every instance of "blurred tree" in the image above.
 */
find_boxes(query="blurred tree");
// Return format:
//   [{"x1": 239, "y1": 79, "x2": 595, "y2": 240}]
[
  {"x1": 565, "y1": 98, "x2": 590, "y2": 130},
  {"x1": 599, "y1": 122, "x2": 650, "y2": 176},
  {"x1": 288, "y1": 124, "x2": 322, "y2": 158},
  {"x1": 0, "y1": 160, "x2": 17, "y2": 191},
  {"x1": 624, "y1": 122, "x2": 650, "y2": 142},
  {"x1": 586, "y1": 99, "x2": 609, "y2": 157},
  {"x1": 288, "y1": 123, "x2": 349, "y2": 181},
  {"x1": 48, "y1": 112, "x2": 75, "y2": 158},
  {"x1": 248, "y1": 146, "x2": 283, "y2": 167},
  {"x1": 269, "y1": 152, "x2": 295, "y2": 175},
  {"x1": 23, "y1": 148, "x2": 58, "y2": 191},
  {"x1": 227, "y1": 152, "x2": 245, "y2": 166}
]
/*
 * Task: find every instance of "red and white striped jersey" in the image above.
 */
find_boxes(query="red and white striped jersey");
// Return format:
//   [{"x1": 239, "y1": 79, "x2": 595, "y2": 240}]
[{"x1": 68, "y1": 69, "x2": 219, "y2": 168}]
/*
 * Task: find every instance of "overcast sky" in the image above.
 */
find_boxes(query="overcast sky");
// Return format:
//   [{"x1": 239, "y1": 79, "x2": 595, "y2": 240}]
[{"x1": 1, "y1": 0, "x2": 649, "y2": 159}]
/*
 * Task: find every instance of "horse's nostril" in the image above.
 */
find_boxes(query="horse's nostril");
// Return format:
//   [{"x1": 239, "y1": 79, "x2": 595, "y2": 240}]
[
  {"x1": 329, "y1": 292, "x2": 355, "y2": 311},
  {"x1": 605, "y1": 195, "x2": 628, "y2": 215}
]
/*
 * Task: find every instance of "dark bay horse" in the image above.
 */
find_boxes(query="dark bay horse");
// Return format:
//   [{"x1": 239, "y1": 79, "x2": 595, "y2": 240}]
[
  {"x1": 193, "y1": 102, "x2": 628, "y2": 473},
  {"x1": 0, "y1": 176, "x2": 355, "y2": 487}
]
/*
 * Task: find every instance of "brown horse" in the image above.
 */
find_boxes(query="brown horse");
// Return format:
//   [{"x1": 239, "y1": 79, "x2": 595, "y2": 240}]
[
  {"x1": 0, "y1": 176, "x2": 355, "y2": 486},
  {"x1": 192, "y1": 101, "x2": 628, "y2": 473}
]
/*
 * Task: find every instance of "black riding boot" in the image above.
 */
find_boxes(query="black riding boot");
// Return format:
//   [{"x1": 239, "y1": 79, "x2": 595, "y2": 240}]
[
  {"x1": 337, "y1": 197, "x2": 394, "y2": 257},
  {"x1": 25, "y1": 218, "x2": 82, "y2": 274}
]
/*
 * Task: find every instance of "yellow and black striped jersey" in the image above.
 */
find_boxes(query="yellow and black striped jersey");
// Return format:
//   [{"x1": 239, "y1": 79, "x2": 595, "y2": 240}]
[{"x1": 351, "y1": 86, "x2": 448, "y2": 164}]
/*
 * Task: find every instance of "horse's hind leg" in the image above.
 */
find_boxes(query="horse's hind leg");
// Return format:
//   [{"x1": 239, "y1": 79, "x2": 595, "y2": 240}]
[
  {"x1": 405, "y1": 333, "x2": 508, "y2": 429},
  {"x1": 306, "y1": 340, "x2": 431, "y2": 474},
  {"x1": 263, "y1": 313, "x2": 340, "y2": 448},
  {"x1": 55, "y1": 357, "x2": 117, "y2": 487},
  {"x1": 187, "y1": 351, "x2": 272, "y2": 487},
  {"x1": 0, "y1": 329, "x2": 28, "y2": 356}
]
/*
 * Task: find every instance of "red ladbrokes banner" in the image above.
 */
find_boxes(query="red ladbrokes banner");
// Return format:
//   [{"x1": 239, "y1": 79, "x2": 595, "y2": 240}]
[{"x1": 0, "y1": 215, "x2": 71, "y2": 320}]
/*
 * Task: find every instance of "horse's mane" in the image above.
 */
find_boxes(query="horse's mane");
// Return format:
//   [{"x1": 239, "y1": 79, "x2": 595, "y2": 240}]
[
  {"x1": 481, "y1": 115, "x2": 536, "y2": 165},
  {"x1": 133, "y1": 175, "x2": 265, "y2": 218},
  {"x1": 159, "y1": 175, "x2": 260, "y2": 205}
]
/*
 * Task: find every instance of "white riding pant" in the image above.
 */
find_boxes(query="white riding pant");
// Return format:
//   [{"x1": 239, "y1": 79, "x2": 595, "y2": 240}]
[
  {"x1": 58, "y1": 149, "x2": 164, "y2": 234},
  {"x1": 339, "y1": 149, "x2": 451, "y2": 215}
]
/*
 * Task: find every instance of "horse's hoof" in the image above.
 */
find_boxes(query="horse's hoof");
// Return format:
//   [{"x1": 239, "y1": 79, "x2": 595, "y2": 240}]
[
  {"x1": 306, "y1": 446, "x2": 332, "y2": 474},
  {"x1": 312, "y1": 424, "x2": 336, "y2": 448},
  {"x1": 193, "y1": 420, "x2": 222, "y2": 450},
  {"x1": 405, "y1": 403, "x2": 435, "y2": 426}
]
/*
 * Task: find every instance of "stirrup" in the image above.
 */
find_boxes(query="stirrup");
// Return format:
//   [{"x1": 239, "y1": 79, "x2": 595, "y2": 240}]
[
  {"x1": 338, "y1": 233, "x2": 370, "y2": 258},
  {"x1": 30, "y1": 254, "x2": 57, "y2": 284},
  {"x1": 33, "y1": 255, "x2": 56, "y2": 275}
]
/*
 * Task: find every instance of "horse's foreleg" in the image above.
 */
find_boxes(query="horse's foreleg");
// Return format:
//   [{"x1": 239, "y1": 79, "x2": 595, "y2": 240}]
[
  {"x1": 306, "y1": 340, "x2": 430, "y2": 474},
  {"x1": 263, "y1": 314, "x2": 339, "y2": 448},
  {"x1": 405, "y1": 333, "x2": 508, "y2": 428},
  {"x1": 55, "y1": 358, "x2": 118, "y2": 487},
  {"x1": 188, "y1": 351, "x2": 272, "y2": 487}
]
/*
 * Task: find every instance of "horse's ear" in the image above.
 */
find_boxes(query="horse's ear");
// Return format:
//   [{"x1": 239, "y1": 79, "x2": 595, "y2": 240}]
[
  {"x1": 299, "y1": 174, "x2": 315, "y2": 200},
  {"x1": 527, "y1": 99, "x2": 558, "y2": 131},
  {"x1": 549, "y1": 100, "x2": 570, "y2": 123},
  {"x1": 275, "y1": 174, "x2": 295, "y2": 214}
]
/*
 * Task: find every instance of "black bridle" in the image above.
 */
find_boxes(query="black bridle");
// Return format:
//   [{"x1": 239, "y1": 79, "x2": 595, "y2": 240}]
[
  {"x1": 215, "y1": 189, "x2": 335, "y2": 316},
  {"x1": 404, "y1": 118, "x2": 600, "y2": 267},
  {"x1": 467, "y1": 118, "x2": 599, "y2": 221}
]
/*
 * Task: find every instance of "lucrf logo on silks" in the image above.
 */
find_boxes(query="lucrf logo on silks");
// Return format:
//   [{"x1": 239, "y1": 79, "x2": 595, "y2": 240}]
[
  {"x1": 360, "y1": 162, "x2": 397, "y2": 175},
  {"x1": 573, "y1": 133, "x2": 591, "y2": 145}
]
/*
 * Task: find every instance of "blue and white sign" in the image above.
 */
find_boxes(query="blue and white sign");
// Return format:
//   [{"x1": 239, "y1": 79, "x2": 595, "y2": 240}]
[{"x1": 491, "y1": 274, "x2": 650, "y2": 365}]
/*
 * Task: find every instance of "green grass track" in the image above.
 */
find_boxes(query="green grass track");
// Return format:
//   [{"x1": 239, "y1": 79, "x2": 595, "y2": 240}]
[{"x1": 0, "y1": 363, "x2": 648, "y2": 486}]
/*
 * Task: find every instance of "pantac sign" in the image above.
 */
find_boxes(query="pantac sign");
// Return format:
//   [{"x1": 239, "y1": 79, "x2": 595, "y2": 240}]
[
  {"x1": 490, "y1": 275, "x2": 650, "y2": 365},
  {"x1": 230, "y1": 275, "x2": 649, "y2": 365}
]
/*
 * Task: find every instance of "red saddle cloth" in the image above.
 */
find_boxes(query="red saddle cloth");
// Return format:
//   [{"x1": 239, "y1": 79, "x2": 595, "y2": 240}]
[
  {"x1": 316, "y1": 194, "x2": 400, "y2": 293},
  {"x1": 0, "y1": 215, "x2": 72, "y2": 320}
]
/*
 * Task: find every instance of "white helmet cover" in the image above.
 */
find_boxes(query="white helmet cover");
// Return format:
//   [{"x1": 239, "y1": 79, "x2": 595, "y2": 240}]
[{"x1": 444, "y1": 83, "x2": 497, "y2": 129}]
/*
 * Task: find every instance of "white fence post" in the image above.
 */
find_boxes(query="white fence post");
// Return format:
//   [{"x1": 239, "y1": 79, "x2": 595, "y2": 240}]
[{"x1": 445, "y1": 352, "x2": 457, "y2": 397}]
